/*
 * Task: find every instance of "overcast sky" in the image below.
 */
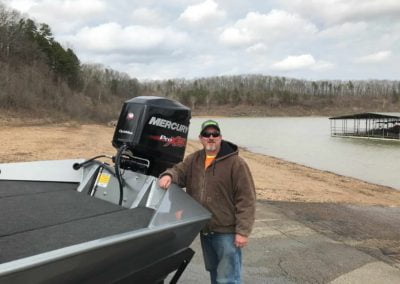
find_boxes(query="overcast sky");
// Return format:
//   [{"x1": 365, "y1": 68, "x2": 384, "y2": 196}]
[{"x1": 4, "y1": 0, "x2": 400, "y2": 81}]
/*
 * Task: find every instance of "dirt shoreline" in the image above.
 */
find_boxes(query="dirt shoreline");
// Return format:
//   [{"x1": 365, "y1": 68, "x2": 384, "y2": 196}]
[{"x1": 1, "y1": 123, "x2": 400, "y2": 207}]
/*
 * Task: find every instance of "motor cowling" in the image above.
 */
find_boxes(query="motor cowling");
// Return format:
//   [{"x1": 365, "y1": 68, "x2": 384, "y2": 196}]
[{"x1": 112, "y1": 96, "x2": 191, "y2": 177}]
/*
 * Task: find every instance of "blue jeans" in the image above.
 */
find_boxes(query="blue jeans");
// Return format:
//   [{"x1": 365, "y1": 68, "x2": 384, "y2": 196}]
[{"x1": 200, "y1": 232, "x2": 242, "y2": 284}]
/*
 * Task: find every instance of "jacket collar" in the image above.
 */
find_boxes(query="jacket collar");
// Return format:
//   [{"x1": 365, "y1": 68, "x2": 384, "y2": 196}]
[
  {"x1": 216, "y1": 140, "x2": 238, "y2": 159},
  {"x1": 200, "y1": 140, "x2": 238, "y2": 160}
]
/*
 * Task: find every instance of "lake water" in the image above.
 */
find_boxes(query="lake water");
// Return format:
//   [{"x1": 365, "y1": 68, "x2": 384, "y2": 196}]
[{"x1": 188, "y1": 117, "x2": 400, "y2": 190}]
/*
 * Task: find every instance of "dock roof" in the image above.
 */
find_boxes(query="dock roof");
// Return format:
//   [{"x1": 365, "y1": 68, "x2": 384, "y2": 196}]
[{"x1": 329, "y1": 112, "x2": 400, "y2": 120}]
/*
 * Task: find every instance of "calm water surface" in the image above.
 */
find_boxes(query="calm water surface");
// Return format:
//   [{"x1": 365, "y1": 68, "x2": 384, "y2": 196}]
[{"x1": 189, "y1": 117, "x2": 400, "y2": 190}]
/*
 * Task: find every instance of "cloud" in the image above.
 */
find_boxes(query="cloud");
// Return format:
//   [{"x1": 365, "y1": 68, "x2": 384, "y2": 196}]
[
  {"x1": 272, "y1": 54, "x2": 315, "y2": 71},
  {"x1": 246, "y1": 43, "x2": 268, "y2": 54},
  {"x1": 131, "y1": 8, "x2": 164, "y2": 26},
  {"x1": 355, "y1": 50, "x2": 392, "y2": 63},
  {"x1": 219, "y1": 27, "x2": 253, "y2": 47},
  {"x1": 318, "y1": 22, "x2": 368, "y2": 38},
  {"x1": 66, "y1": 22, "x2": 188, "y2": 54},
  {"x1": 311, "y1": 60, "x2": 335, "y2": 71},
  {"x1": 4, "y1": 0, "x2": 36, "y2": 13},
  {"x1": 281, "y1": 0, "x2": 400, "y2": 24},
  {"x1": 7, "y1": 0, "x2": 107, "y2": 33},
  {"x1": 272, "y1": 54, "x2": 334, "y2": 71},
  {"x1": 179, "y1": 0, "x2": 225, "y2": 24},
  {"x1": 220, "y1": 10, "x2": 318, "y2": 47}
]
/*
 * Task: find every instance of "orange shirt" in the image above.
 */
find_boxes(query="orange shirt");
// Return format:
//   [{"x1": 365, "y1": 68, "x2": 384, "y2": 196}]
[{"x1": 205, "y1": 155, "x2": 216, "y2": 169}]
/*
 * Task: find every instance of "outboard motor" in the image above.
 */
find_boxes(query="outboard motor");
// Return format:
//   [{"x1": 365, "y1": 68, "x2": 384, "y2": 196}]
[{"x1": 112, "y1": 96, "x2": 191, "y2": 177}]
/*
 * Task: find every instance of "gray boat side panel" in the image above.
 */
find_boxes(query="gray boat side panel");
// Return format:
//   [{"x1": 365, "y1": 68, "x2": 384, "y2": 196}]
[
  {"x1": 150, "y1": 184, "x2": 212, "y2": 228},
  {"x1": 1, "y1": 221, "x2": 205, "y2": 284},
  {"x1": 0, "y1": 180, "x2": 77, "y2": 198},
  {"x1": 0, "y1": 159, "x2": 84, "y2": 182},
  {"x1": 0, "y1": 184, "x2": 125, "y2": 237},
  {"x1": 0, "y1": 207, "x2": 155, "y2": 264}
]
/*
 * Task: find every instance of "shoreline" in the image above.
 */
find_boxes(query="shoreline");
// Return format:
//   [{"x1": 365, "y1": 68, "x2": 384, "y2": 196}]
[
  {"x1": 1, "y1": 124, "x2": 400, "y2": 207},
  {"x1": 1, "y1": 104, "x2": 395, "y2": 127}
]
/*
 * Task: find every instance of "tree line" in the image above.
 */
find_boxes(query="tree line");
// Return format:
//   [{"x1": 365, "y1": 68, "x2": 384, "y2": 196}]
[
  {"x1": 1, "y1": 3, "x2": 399, "y2": 122},
  {"x1": 144, "y1": 76, "x2": 400, "y2": 112}
]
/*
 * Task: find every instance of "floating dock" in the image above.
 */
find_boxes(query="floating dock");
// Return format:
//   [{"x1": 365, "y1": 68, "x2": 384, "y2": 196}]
[{"x1": 329, "y1": 112, "x2": 400, "y2": 141}]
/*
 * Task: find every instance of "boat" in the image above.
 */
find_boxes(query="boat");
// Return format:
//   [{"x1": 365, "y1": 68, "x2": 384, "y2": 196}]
[{"x1": 0, "y1": 97, "x2": 211, "y2": 283}]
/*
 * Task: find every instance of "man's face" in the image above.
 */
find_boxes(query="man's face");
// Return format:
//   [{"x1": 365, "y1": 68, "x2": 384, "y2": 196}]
[{"x1": 199, "y1": 126, "x2": 222, "y2": 153}]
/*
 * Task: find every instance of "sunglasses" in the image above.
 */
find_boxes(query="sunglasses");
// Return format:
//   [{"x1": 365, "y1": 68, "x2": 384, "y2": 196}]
[{"x1": 201, "y1": 131, "x2": 220, "y2": 138}]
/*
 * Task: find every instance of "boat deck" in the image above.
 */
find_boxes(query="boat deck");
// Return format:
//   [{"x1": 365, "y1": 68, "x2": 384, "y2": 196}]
[{"x1": 0, "y1": 181, "x2": 155, "y2": 264}]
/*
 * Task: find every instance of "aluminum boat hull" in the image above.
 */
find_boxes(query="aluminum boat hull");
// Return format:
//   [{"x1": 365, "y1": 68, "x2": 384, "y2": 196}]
[{"x1": 0, "y1": 160, "x2": 210, "y2": 283}]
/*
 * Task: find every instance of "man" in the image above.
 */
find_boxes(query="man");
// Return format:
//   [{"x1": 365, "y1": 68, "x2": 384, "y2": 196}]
[{"x1": 158, "y1": 119, "x2": 256, "y2": 284}]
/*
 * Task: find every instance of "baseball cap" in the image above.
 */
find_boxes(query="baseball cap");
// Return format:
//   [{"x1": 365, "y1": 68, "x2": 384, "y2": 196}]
[{"x1": 200, "y1": 119, "x2": 220, "y2": 134}]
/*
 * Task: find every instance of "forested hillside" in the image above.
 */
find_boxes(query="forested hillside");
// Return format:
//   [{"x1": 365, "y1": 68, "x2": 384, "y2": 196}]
[
  {"x1": 1, "y1": 3, "x2": 399, "y2": 122},
  {"x1": 0, "y1": 3, "x2": 139, "y2": 122}
]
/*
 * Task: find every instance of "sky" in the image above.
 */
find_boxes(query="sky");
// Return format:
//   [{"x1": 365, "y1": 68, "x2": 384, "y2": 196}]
[{"x1": 3, "y1": 0, "x2": 400, "y2": 81}]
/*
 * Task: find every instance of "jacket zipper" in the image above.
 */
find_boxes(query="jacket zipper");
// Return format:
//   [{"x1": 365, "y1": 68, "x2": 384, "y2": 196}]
[
  {"x1": 201, "y1": 158, "x2": 217, "y2": 203},
  {"x1": 200, "y1": 167, "x2": 207, "y2": 203}
]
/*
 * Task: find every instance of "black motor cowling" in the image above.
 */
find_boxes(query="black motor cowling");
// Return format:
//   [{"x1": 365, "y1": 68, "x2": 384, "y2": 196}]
[{"x1": 112, "y1": 96, "x2": 191, "y2": 177}]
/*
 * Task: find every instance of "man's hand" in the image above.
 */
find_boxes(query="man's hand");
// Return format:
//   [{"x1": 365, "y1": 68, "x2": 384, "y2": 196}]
[
  {"x1": 234, "y1": 233, "x2": 248, "y2": 248},
  {"x1": 158, "y1": 175, "x2": 172, "y2": 190}
]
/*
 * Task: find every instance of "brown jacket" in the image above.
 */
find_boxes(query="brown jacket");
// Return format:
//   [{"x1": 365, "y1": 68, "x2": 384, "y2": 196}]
[{"x1": 162, "y1": 140, "x2": 256, "y2": 236}]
